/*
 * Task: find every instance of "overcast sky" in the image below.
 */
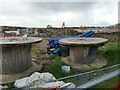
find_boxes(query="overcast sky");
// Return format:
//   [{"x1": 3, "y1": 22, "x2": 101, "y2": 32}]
[{"x1": 0, "y1": 0, "x2": 119, "y2": 27}]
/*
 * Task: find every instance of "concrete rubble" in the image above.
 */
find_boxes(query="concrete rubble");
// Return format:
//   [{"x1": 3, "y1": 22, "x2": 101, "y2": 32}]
[{"x1": 14, "y1": 72, "x2": 76, "y2": 89}]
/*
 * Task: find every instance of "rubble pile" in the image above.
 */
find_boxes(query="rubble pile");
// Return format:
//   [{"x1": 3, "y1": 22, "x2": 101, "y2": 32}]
[{"x1": 14, "y1": 72, "x2": 76, "y2": 89}]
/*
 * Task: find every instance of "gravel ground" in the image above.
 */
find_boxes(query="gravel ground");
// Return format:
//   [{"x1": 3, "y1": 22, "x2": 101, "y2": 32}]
[{"x1": 32, "y1": 37, "x2": 54, "y2": 71}]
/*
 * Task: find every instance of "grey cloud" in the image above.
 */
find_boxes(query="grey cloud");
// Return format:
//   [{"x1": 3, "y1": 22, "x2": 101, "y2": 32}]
[
  {"x1": 27, "y1": 2, "x2": 97, "y2": 14},
  {"x1": 0, "y1": 1, "x2": 118, "y2": 27},
  {"x1": 0, "y1": 2, "x2": 29, "y2": 16},
  {"x1": 0, "y1": 2, "x2": 97, "y2": 18}
]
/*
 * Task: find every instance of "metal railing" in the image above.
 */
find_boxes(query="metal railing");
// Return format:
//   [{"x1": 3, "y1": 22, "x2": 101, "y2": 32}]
[
  {"x1": 49, "y1": 64, "x2": 120, "y2": 83},
  {"x1": 12, "y1": 63, "x2": 120, "y2": 90}
]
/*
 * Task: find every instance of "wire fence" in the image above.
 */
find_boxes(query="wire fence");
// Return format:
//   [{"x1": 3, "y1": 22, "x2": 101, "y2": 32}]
[
  {"x1": 13, "y1": 64, "x2": 120, "y2": 90},
  {"x1": 50, "y1": 64, "x2": 120, "y2": 86}
]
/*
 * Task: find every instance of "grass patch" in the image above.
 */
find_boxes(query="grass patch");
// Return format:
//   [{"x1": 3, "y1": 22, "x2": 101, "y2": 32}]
[
  {"x1": 2, "y1": 83, "x2": 15, "y2": 89},
  {"x1": 92, "y1": 42, "x2": 120, "y2": 88},
  {"x1": 48, "y1": 54, "x2": 58, "y2": 60},
  {"x1": 97, "y1": 42, "x2": 120, "y2": 66},
  {"x1": 42, "y1": 55, "x2": 80, "y2": 82},
  {"x1": 6, "y1": 83, "x2": 15, "y2": 89},
  {"x1": 91, "y1": 75, "x2": 120, "y2": 88},
  {"x1": 32, "y1": 44, "x2": 39, "y2": 53}
]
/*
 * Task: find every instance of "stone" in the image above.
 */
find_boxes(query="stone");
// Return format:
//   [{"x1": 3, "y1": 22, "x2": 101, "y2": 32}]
[
  {"x1": 14, "y1": 77, "x2": 30, "y2": 88},
  {"x1": 14, "y1": 72, "x2": 56, "y2": 88},
  {"x1": 14, "y1": 72, "x2": 77, "y2": 89}
]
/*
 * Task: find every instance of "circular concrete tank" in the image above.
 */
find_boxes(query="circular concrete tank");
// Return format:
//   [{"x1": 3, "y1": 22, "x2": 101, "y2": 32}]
[
  {"x1": 0, "y1": 37, "x2": 42, "y2": 84},
  {"x1": 59, "y1": 38, "x2": 108, "y2": 64}
]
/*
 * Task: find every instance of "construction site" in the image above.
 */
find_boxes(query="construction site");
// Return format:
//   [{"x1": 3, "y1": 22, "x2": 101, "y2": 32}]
[
  {"x1": 0, "y1": 22, "x2": 120, "y2": 89},
  {"x1": 0, "y1": 1, "x2": 120, "y2": 89}
]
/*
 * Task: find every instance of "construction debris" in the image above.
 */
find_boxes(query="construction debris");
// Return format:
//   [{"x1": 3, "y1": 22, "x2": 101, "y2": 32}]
[{"x1": 14, "y1": 72, "x2": 76, "y2": 89}]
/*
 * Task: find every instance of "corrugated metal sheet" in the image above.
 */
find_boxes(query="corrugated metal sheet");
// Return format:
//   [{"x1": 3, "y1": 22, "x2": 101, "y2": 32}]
[
  {"x1": 69, "y1": 46, "x2": 98, "y2": 64},
  {"x1": 1, "y1": 44, "x2": 32, "y2": 74}
]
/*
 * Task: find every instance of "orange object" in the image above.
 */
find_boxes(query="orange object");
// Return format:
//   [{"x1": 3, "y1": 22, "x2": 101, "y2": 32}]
[{"x1": 62, "y1": 22, "x2": 65, "y2": 28}]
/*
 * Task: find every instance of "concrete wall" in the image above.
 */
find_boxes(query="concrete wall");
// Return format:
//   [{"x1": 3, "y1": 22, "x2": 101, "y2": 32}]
[
  {"x1": 95, "y1": 32, "x2": 119, "y2": 42},
  {"x1": 36, "y1": 28, "x2": 119, "y2": 42},
  {"x1": 36, "y1": 28, "x2": 79, "y2": 37}
]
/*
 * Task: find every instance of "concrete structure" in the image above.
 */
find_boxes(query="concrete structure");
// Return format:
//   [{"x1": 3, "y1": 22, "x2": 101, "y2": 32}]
[
  {"x1": 4, "y1": 30, "x2": 20, "y2": 36},
  {"x1": 59, "y1": 38, "x2": 108, "y2": 66},
  {"x1": 0, "y1": 37, "x2": 42, "y2": 84}
]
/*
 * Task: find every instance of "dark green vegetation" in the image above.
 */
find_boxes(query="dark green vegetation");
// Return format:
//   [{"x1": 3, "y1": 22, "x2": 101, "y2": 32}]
[
  {"x1": 42, "y1": 55, "x2": 80, "y2": 78},
  {"x1": 6, "y1": 83, "x2": 15, "y2": 89},
  {"x1": 41, "y1": 55, "x2": 80, "y2": 83},
  {"x1": 97, "y1": 42, "x2": 120, "y2": 66},
  {"x1": 1, "y1": 83, "x2": 15, "y2": 89},
  {"x1": 91, "y1": 42, "x2": 120, "y2": 88}
]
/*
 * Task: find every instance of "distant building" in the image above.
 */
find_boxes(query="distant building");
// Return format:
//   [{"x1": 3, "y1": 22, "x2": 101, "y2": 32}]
[
  {"x1": 4, "y1": 29, "x2": 20, "y2": 36},
  {"x1": 5, "y1": 30, "x2": 19, "y2": 35}
]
